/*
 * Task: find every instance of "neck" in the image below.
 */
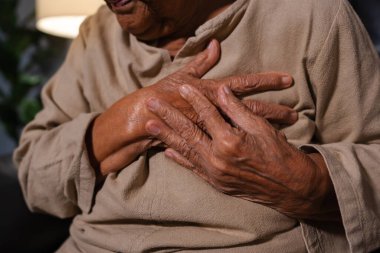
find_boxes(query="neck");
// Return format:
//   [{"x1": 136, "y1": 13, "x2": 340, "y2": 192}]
[{"x1": 159, "y1": 0, "x2": 235, "y2": 57}]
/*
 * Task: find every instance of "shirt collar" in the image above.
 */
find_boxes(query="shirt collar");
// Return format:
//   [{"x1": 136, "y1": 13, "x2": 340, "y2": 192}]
[{"x1": 176, "y1": 0, "x2": 248, "y2": 59}]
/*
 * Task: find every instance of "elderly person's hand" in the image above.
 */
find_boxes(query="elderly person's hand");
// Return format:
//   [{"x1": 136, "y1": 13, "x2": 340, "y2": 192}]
[
  {"x1": 87, "y1": 40, "x2": 298, "y2": 177},
  {"x1": 145, "y1": 84, "x2": 339, "y2": 220}
]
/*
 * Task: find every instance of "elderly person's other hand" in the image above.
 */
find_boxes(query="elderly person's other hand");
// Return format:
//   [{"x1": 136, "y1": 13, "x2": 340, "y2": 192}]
[
  {"x1": 145, "y1": 84, "x2": 339, "y2": 220},
  {"x1": 87, "y1": 40, "x2": 297, "y2": 177}
]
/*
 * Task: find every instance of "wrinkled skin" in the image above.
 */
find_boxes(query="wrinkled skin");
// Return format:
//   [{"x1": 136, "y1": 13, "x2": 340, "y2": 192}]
[
  {"x1": 145, "y1": 84, "x2": 339, "y2": 220},
  {"x1": 88, "y1": 41, "x2": 298, "y2": 176}
]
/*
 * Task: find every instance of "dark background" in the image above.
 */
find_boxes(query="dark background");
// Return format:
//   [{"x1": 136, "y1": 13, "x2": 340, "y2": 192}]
[{"x1": 0, "y1": 0, "x2": 379, "y2": 252}]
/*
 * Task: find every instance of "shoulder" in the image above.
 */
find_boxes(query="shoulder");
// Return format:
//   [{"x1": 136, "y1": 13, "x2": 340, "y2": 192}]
[
  {"x1": 70, "y1": 5, "x2": 141, "y2": 69},
  {"x1": 77, "y1": 5, "x2": 123, "y2": 46},
  {"x1": 246, "y1": 0, "x2": 346, "y2": 32},
  {"x1": 242, "y1": 0, "x2": 353, "y2": 58}
]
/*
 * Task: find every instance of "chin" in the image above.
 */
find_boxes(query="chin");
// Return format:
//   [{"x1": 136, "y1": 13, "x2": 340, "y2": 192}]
[
  {"x1": 132, "y1": 33, "x2": 157, "y2": 42},
  {"x1": 116, "y1": 16, "x2": 155, "y2": 40},
  {"x1": 120, "y1": 25, "x2": 158, "y2": 41},
  {"x1": 118, "y1": 19, "x2": 174, "y2": 42}
]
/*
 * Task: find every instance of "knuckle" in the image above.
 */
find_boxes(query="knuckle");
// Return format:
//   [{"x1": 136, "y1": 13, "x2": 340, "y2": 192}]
[
  {"x1": 247, "y1": 101, "x2": 263, "y2": 115},
  {"x1": 165, "y1": 75, "x2": 179, "y2": 85},
  {"x1": 177, "y1": 139, "x2": 192, "y2": 157},
  {"x1": 238, "y1": 99, "x2": 248, "y2": 108},
  {"x1": 263, "y1": 125, "x2": 281, "y2": 140},
  {"x1": 197, "y1": 103, "x2": 215, "y2": 119},
  {"x1": 185, "y1": 53, "x2": 208, "y2": 74},
  {"x1": 180, "y1": 124, "x2": 203, "y2": 143},
  {"x1": 159, "y1": 129, "x2": 172, "y2": 143},
  {"x1": 195, "y1": 51, "x2": 208, "y2": 63},
  {"x1": 256, "y1": 75, "x2": 269, "y2": 88},
  {"x1": 187, "y1": 66, "x2": 200, "y2": 77},
  {"x1": 225, "y1": 73, "x2": 281, "y2": 94},
  {"x1": 187, "y1": 92, "x2": 217, "y2": 119},
  {"x1": 254, "y1": 73, "x2": 279, "y2": 89},
  {"x1": 233, "y1": 76, "x2": 252, "y2": 89},
  {"x1": 160, "y1": 75, "x2": 189, "y2": 92},
  {"x1": 191, "y1": 79, "x2": 203, "y2": 88},
  {"x1": 186, "y1": 109, "x2": 199, "y2": 123},
  {"x1": 217, "y1": 133, "x2": 241, "y2": 155},
  {"x1": 246, "y1": 75, "x2": 260, "y2": 88},
  {"x1": 195, "y1": 117, "x2": 207, "y2": 131},
  {"x1": 214, "y1": 162, "x2": 230, "y2": 177},
  {"x1": 258, "y1": 120, "x2": 274, "y2": 133},
  {"x1": 242, "y1": 76, "x2": 252, "y2": 87},
  {"x1": 159, "y1": 106, "x2": 174, "y2": 121},
  {"x1": 199, "y1": 81, "x2": 217, "y2": 101}
]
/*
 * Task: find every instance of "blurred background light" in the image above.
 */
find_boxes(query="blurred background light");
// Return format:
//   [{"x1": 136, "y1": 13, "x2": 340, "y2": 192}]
[{"x1": 36, "y1": 0, "x2": 104, "y2": 39}]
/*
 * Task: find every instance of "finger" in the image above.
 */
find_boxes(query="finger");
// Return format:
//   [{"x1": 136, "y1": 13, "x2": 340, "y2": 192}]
[
  {"x1": 165, "y1": 148, "x2": 195, "y2": 169},
  {"x1": 165, "y1": 148, "x2": 210, "y2": 182},
  {"x1": 218, "y1": 72, "x2": 293, "y2": 95},
  {"x1": 217, "y1": 85, "x2": 270, "y2": 133},
  {"x1": 145, "y1": 120, "x2": 208, "y2": 176},
  {"x1": 196, "y1": 72, "x2": 293, "y2": 106},
  {"x1": 100, "y1": 139, "x2": 159, "y2": 175},
  {"x1": 145, "y1": 97, "x2": 210, "y2": 152},
  {"x1": 178, "y1": 85, "x2": 232, "y2": 140},
  {"x1": 180, "y1": 39, "x2": 221, "y2": 78},
  {"x1": 242, "y1": 100, "x2": 298, "y2": 125}
]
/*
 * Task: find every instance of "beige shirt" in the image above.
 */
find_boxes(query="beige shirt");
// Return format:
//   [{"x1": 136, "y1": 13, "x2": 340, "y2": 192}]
[{"x1": 14, "y1": 0, "x2": 380, "y2": 252}]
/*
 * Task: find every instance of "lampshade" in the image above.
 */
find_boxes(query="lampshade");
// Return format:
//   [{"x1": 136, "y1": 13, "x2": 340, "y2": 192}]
[{"x1": 36, "y1": 0, "x2": 105, "y2": 39}]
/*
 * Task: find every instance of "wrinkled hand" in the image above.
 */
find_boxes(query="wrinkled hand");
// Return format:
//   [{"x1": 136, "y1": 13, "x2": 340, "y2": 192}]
[
  {"x1": 145, "y1": 84, "x2": 338, "y2": 220},
  {"x1": 88, "y1": 40, "x2": 298, "y2": 176}
]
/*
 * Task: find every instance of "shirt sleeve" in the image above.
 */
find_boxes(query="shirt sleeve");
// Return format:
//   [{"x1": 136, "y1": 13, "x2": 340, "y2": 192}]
[
  {"x1": 299, "y1": 1, "x2": 380, "y2": 252},
  {"x1": 13, "y1": 17, "x2": 99, "y2": 218}
]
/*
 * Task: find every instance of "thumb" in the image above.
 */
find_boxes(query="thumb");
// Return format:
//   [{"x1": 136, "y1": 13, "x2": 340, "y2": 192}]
[{"x1": 181, "y1": 39, "x2": 220, "y2": 78}]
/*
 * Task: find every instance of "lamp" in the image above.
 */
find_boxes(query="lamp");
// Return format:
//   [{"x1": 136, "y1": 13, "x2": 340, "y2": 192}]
[{"x1": 36, "y1": 0, "x2": 105, "y2": 39}]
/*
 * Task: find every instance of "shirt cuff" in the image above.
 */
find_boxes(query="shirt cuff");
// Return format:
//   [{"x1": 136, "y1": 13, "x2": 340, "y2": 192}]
[
  {"x1": 298, "y1": 144, "x2": 360, "y2": 252},
  {"x1": 71, "y1": 112, "x2": 100, "y2": 214}
]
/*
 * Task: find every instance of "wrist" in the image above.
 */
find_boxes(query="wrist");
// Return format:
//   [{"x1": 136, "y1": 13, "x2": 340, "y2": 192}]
[{"x1": 306, "y1": 152, "x2": 340, "y2": 220}]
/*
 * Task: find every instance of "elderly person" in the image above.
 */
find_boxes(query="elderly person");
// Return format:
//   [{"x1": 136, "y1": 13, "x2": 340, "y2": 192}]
[{"x1": 14, "y1": 0, "x2": 380, "y2": 252}]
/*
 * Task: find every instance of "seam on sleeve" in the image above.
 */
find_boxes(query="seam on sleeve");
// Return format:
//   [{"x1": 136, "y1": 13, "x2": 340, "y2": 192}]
[{"x1": 308, "y1": 0, "x2": 343, "y2": 68}]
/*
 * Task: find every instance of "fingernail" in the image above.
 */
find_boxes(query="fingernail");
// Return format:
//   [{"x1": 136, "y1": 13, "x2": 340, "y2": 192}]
[
  {"x1": 281, "y1": 76, "x2": 293, "y2": 85},
  {"x1": 146, "y1": 122, "x2": 161, "y2": 135},
  {"x1": 179, "y1": 85, "x2": 191, "y2": 97},
  {"x1": 146, "y1": 98, "x2": 159, "y2": 111},
  {"x1": 207, "y1": 40, "x2": 214, "y2": 50},
  {"x1": 165, "y1": 149, "x2": 174, "y2": 159}
]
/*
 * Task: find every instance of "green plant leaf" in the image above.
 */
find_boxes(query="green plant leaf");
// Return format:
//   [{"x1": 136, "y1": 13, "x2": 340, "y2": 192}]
[
  {"x1": 18, "y1": 98, "x2": 41, "y2": 123},
  {"x1": 19, "y1": 73, "x2": 42, "y2": 86}
]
